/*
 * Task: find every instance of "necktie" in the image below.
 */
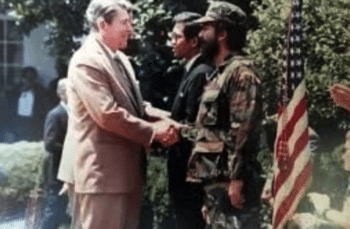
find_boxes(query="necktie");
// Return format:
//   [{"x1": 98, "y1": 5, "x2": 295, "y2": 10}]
[{"x1": 114, "y1": 55, "x2": 144, "y2": 117}]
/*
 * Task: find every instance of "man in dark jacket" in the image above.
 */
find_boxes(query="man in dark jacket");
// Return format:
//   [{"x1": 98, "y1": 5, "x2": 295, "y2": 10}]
[
  {"x1": 41, "y1": 78, "x2": 70, "y2": 229},
  {"x1": 167, "y1": 11, "x2": 214, "y2": 229},
  {"x1": 13, "y1": 67, "x2": 50, "y2": 141}
]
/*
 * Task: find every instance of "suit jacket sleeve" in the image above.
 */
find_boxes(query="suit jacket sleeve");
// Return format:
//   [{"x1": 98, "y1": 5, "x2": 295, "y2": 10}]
[
  {"x1": 144, "y1": 102, "x2": 171, "y2": 120},
  {"x1": 43, "y1": 109, "x2": 65, "y2": 153},
  {"x1": 71, "y1": 63, "x2": 154, "y2": 147}
]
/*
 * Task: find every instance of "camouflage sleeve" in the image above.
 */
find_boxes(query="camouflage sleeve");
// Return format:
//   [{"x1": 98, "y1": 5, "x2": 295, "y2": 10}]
[{"x1": 226, "y1": 66, "x2": 261, "y2": 180}]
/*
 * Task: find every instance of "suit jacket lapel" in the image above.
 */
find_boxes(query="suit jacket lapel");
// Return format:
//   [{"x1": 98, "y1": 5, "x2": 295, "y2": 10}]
[
  {"x1": 116, "y1": 52, "x2": 145, "y2": 116},
  {"x1": 173, "y1": 55, "x2": 203, "y2": 107},
  {"x1": 113, "y1": 57, "x2": 144, "y2": 117},
  {"x1": 181, "y1": 55, "x2": 203, "y2": 88},
  {"x1": 186, "y1": 54, "x2": 203, "y2": 76},
  {"x1": 94, "y1": 38, "x2": 143, "y2": 117}
]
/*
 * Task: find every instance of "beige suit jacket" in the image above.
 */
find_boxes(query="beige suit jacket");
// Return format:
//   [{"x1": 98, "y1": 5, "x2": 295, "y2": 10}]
[{"x1": 58, "y1": 34, "x2": 155, "y2": 194}]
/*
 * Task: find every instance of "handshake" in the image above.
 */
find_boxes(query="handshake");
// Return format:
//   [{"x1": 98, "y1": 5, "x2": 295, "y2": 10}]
[{"x1": 152, "y1": 119, "x2": 184, "y2": 148}]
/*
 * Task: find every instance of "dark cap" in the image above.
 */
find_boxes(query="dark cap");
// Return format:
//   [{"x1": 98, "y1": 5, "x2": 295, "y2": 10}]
[{"x1": 194, "y1": 1, "x2": 246, "y2": 26}]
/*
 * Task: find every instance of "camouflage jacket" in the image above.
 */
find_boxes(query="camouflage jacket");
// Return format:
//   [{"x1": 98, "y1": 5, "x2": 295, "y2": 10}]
[{"x1": 186, "y1": 54, "x2": 262, "y2": 184}]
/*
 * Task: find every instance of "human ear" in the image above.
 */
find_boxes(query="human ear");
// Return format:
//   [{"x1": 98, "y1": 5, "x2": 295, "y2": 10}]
[
  {"x1": 191, "y1": 37, "x2": 199, "y2": 48},
  {"x1": 218, "y1": 30, "x2": 227, "y2": 42},
  {"x1": 96, "y1": 18, "x2": 106, "y2": 31}
]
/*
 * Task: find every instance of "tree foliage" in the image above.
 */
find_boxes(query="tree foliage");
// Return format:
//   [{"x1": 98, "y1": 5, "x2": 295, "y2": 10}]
[
  {"x1": 1, "y1": 0, "x2": 259, "y2": 109},
  {"x1": 246, "y1": 0, "x2": 350, "y2": 127},
  {"x1": 1, "y1": 0, "x2": 89, "y2": 74}
]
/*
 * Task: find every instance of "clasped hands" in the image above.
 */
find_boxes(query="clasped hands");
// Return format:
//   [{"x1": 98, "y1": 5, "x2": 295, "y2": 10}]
[{"x1": 152, "y1": 119, "x2": 183, "y2": 148}]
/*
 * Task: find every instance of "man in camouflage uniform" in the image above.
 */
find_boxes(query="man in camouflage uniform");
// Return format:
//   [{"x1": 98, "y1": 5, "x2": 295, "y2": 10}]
[{"x1": 185, "y1": 2, "x2": 264, "y2": 228}]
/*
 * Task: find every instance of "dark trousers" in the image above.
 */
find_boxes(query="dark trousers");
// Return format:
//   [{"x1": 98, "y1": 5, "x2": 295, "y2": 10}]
[
  {"x1": 41, "y1": 184, "x2": 70, "y2": 229},
  {"x1": 170, "y1": 184, "x2": 205, "y2": 229},
  {"x1": 168, "y1": 143, "x2": 206, "y2": 229}
]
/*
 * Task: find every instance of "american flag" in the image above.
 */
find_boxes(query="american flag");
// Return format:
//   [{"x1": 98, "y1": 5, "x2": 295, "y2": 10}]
[{"x1": 272, "y1": 0, "x2": 313, "y2": 228}]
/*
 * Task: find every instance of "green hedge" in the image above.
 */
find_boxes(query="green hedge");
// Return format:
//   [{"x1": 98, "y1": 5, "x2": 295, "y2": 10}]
[
  {"x1": 142, "y1": 155, "x2": 170, "y2": 227},
  {"x1": 0, "y1": 142, "x2": 169, "y2": 227},
  {"x1": 0, "y1": 141, "x2": 48, "y2": 204}
]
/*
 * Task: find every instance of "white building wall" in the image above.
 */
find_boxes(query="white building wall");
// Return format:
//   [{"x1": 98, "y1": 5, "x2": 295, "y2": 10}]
[{"x1": 23, "y1": 26, "x2": 56, "y2": 88}]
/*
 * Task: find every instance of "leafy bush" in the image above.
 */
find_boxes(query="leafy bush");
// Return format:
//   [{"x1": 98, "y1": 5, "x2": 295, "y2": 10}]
[
  {"x1": 0, "y1": 142, "x2": 171, "y2": 227},
  {"x1": 0, "y1": 141, "x2": 48, "y2": 221},
  {"x1": 132, "y1": 0, "x2": 179, "y2": 110},
  {"x1": 311, "y1": 144, "x2": 348, "y2": 210},
  {"x1": 142, "y1": 155, "x2": 170, "y2": 227},
  {"x1": 0, "y1": 141, "x2": 48, "y2": 202}
]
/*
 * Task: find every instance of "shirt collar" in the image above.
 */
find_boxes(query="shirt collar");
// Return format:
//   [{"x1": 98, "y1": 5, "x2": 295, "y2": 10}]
[
  {"x1": 217, "y1": 53, "x2": 236, "y2": 73},
  {"x1": 185, "y1": 54, "x2": 201, "y2": 73},
  {"x1": 60, "y1": 101, "x2": 69, "y2": 114},
  {"x1": 217, "y1": 51, "x2": 244, "y2": 73},
  {"x1": 206, "y1": 52, "x2": 240, "y2": 81}
]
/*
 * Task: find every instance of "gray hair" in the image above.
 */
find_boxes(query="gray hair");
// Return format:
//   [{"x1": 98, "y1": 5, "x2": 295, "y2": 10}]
[
  {"x1": 57, "y1": 78, "x2": 69, "y2": 100},
  {"x1": 85, "y1": 0, "x2": 134, "y2": 31}
]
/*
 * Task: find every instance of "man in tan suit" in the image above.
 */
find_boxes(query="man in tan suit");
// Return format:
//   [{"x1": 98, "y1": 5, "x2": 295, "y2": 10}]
[{"x1": 57, "y1": 0, "x2": 179, "y2": 228}]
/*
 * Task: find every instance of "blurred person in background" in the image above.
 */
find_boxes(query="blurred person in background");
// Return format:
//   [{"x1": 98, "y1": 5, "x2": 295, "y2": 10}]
[
  {"x1": 41, "y1": 78, "x2": 70, "y2": 229},
  {"x1": 13, "y1": 67, "x2": 50, "y2": 141}
]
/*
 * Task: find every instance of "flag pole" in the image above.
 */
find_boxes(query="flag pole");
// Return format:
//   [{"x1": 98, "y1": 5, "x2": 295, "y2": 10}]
[{"x1": 272, "y1": 0, "x2": 313, "y2": 228}]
